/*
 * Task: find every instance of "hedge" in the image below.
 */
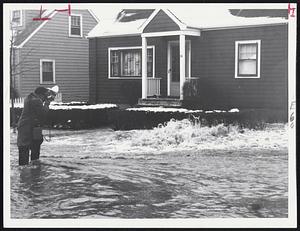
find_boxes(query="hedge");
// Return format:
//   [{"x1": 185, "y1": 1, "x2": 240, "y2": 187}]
[{"x1": 10, "y1": 107, "x2": 287, "y2": 131}]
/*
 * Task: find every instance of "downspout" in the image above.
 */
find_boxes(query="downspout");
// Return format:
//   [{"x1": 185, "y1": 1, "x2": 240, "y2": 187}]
[{"x1": 95, "y1": 38, "x2": 98, "y2": 103}]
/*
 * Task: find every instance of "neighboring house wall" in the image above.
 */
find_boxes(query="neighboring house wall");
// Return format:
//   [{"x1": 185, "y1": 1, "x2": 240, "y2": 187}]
[
  {"x1": 190, "y1": 24, "x2": 288, "y2": 110},
  {"x1": 18, "y1": 9, "x2": 97, "y2": 102},
  {"x1": 89, "y1": 36, "x2": 169, "y2": 104},
  {"x1": 143, "y1": 10, "x2": 180, "y2": 33}
]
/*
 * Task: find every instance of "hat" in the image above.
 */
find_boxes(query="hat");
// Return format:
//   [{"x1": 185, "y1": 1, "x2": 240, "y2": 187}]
[{"x1": 34, "y1": 87, "x2": 48, "y2": 96}]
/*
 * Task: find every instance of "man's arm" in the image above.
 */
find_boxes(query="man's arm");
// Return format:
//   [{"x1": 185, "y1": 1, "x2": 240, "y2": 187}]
[{"x1": 31, "y1": 98, "x2": 50, "y2": 123}]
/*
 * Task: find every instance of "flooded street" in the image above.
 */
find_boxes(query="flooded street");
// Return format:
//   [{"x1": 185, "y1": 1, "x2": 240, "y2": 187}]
[{"x1": 10, "y1": 121, "x2": 288, "y2": 218}]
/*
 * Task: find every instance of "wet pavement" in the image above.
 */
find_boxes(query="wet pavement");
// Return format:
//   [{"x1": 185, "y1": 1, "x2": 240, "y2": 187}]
[{"x1": 10, "y1": 123, "x2": 288, "y2": 218}]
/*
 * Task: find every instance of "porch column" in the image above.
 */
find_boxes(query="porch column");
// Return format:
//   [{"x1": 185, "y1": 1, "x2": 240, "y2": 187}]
[
  {"x1": 142, "y1": 36, "x2": 147, "y2": 99},
  {"x1": 179, "y1": 34, "x2": 186, "y2": 100}
]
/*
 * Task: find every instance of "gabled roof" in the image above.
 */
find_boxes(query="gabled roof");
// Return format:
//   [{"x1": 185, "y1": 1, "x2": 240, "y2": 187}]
[
  {"x1": 14, "y1": 10, "x2": 55, "y2": 47},
  {"x1": 87, "y1": 9, "x2": 155, "y2": 38},
  {"x1": 87, "y1": 6, "x2": 288, "y2": 38},
  {"x1": 14, "y1": 9, "x2": 99, "y2": 48}
]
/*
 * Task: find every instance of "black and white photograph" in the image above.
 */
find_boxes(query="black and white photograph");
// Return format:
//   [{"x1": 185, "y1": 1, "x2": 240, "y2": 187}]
[{"x1": 3, "y1": 2, "x2": 297, "y2": 228}]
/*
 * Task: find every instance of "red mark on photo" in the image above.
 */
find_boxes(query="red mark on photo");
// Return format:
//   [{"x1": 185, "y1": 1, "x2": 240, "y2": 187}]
[
  {"x1": 32, "y1": 5, "x2": 51, "y2": 21},
  {"x1": 288, "y1": 3, "x2": 296, "y2": 18},
  {"x1": 55, "y1": 3, "x2": 71, "y2": 16}
]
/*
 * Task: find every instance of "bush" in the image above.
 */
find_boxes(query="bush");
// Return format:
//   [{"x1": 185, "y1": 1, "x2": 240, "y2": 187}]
[
  {"x1": 120, "y1": 81, "x2": 142, "y2": 106},
  {"x1": 182, "y1": 78, "x2": 230, "y2": 110}
]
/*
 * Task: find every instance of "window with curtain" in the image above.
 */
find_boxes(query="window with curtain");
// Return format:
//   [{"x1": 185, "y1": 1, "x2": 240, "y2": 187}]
[
  {"x1": 70, "y1": 15, "x2": 81, "y2": 36},
  {"x1": 110, "y1": 47, "x2": 154, "y2": 78},
  {"x1": 236, "y1": 41, "x2": 260, "y2": 77}
]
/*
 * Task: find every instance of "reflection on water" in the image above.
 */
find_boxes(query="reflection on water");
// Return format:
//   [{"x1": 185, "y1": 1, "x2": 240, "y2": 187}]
[{"x1": 10, "y1": 122, "x2": 288, "y2": 218}]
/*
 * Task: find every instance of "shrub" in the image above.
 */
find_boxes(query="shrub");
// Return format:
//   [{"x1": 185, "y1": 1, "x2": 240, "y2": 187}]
[
  {"x1": 120, "y1": 81, "x2": 142, "y2": 106},
  {"x1": 182, "y1": 78, "x2": 230, "y2": 110}
]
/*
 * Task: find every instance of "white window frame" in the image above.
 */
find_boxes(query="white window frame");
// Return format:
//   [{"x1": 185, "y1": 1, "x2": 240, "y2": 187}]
[
  {"x1": 11, "y1": 10, "x2": 22, "y2": 27},
  {"x1": 40, "y1": 59, "x2": 56, "y2": 84},
  {"x1": 235, "y1": 40, "x2": 261, "y2": 79},
  {"x1": 69, "y1": 14, "x2": 83, "y2": 37},
  {"x1": 108, "y1": 46, "x2": 155, "y2": 79}
]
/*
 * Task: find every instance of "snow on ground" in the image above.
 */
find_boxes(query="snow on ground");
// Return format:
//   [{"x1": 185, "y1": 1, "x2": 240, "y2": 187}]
[
  {"x1": 12, "y1": 103, "x2": 118, "y2": 110},
  {"x1": 49, "y1": 103, "x2": 117, "y2": 110},
  {"x1": 126, "y1": 107, "x2": 239, "y2": 113}
]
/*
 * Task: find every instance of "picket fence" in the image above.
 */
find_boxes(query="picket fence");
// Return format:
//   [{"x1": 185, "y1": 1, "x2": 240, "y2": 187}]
[{"x1": 10, "y1": 92, "x2": 62, "y2": 106}]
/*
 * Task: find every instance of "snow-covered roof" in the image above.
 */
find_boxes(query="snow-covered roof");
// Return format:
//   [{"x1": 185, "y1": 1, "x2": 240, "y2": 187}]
[
  {"x1": 88, "y1": 9, "x2": 154, "y2": 38},
  {"x1": 167, "y1": 6, "x2": 287, "y2": 30},
  {"x1": 88, "y1": 6, "x2": 288, "y2": 38}
]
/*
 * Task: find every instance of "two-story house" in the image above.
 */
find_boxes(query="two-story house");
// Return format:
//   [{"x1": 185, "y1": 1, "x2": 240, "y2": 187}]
[{"x1": 11, "y1": 8, "x2": 98, "y2": 102}]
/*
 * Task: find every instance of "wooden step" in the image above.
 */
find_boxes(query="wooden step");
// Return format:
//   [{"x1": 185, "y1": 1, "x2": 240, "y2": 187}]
[{"x1": 138, "y1": 98, "x2": 182, "y2": 108}]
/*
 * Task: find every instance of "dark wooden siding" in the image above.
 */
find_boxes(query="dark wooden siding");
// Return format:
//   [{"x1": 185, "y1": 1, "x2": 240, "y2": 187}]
[
  {"x1": 89, "y1": 36, "x2": 168, "y2": 104},
  {"x1": 190, "y1": 24, "x2": 288, "y2": 110},
  {"x1": 91, "y1": 24, "x2": 287, "y2": 110},
  {"x1": 19, "y1": 9, "x2": 98, "y2": 102},
  {"x1": 143, "y1": 10, "x2": 180, "y2": 33}
]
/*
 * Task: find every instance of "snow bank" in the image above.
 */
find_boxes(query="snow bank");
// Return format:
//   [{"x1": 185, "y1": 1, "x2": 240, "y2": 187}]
[
  {"x1": 126, "y1": 107, "x2": 238, "y2": 113},
  {"x1": 12, "y1": 103, "x2": 118, "y2": 110},
  {"x1": 49, "y1": 104, "x2": 117, "y2": 110}
]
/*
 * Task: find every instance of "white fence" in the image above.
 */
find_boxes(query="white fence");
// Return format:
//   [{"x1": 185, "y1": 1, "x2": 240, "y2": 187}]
[
  {"x1": 147, "y1": 78, "x2": 161, "y2": 97},
  {"x1": 10, "y1": 92, "x2": 62, "y2": 107}
]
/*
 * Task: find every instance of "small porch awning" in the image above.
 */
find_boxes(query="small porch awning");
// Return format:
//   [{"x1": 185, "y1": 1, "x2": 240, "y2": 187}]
[{"x1": 140, "y1": 9, "x2": 201, "y2": 100}]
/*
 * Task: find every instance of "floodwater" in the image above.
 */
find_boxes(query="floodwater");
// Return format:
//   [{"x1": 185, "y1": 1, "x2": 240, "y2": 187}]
[{"x1": 10, "y1": 120, "x2": 288, "y2": 218}]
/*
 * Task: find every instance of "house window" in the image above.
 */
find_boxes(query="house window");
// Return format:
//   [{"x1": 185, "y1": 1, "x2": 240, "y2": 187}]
[
  {"x1": 235, "y1": 40, "x2": 261, "y2": 78},
  {"x1": 11, "y1": 10, "x2": 22, "y2": 26},
  {"x1": 109, "y1": 46, "x2": 155, "y2": 78},
  {"x1": 69, "y1": 14, "x2": 82, "y2": 37},
  {"x1": 40, "y1": 60, "x2": 55, "y2": 84}
]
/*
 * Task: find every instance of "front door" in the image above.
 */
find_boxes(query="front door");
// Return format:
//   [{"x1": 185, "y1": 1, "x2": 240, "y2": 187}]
[
  {"x1": 168, "y1": 40, "x2": 191, "y2": 97},
  {"x1": 170, "y1": 44, "x2": 180, "y2": 96}
]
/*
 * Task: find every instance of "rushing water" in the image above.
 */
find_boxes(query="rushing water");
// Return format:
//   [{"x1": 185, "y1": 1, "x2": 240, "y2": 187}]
[{"x1": 10, "y1": 120, "x2": 288, "y2": 218}]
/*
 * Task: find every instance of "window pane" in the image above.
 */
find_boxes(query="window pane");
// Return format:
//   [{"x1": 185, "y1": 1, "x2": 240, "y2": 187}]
[
  {"x1": 239, "y1": 60, "x2": 256, "y2": 75},
  {"x1": 239, "y1": 44, "x2": 257, "y2": 59},
  {"x1": 71, "y1": 16, "x2": 80, "y2": 26},
  {"x1": 12, "y1": 10, "x2": 21, "y2": 24},
  {"x1": 122, "y1": 49, "x2": 141, "y2": 76},
  {"x1": 71, "y1": 27, "x2": 81, "y2": 36},
  {"x1": 43, "y1": 72, "x2": 53, "y2": 82},
  {"x1": 42, "y1": 62, "x2": 53, "y2": 72}
]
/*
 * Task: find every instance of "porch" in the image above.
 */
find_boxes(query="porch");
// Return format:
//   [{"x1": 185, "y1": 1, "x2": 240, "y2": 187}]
[{"x1": 139, "y1": 9, "x2": 201, "y2": 104}]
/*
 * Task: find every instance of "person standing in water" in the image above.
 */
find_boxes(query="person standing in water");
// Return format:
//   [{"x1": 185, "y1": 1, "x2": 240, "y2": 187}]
[{"x1": 17, "y1": 87, "x2": 51, "y2": 166}]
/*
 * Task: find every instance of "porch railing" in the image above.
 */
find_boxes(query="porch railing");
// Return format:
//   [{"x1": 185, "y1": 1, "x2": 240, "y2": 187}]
[{"x1": 147, "y1": 78, "x2": 161, "y2": 97}]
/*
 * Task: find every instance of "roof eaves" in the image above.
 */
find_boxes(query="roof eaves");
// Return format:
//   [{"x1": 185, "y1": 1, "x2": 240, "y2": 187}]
[
  {"x1": 138, "y1": 9, "x2": 160, "y2": 32},
  {"x1": 15, "y1": 10, "x2": 57, "y2": 49},
  {"x1": 200, "y1": 21, "x2": 288, "y2": 31},
  {"x1": 164, "y1": 9, "x2": 187, "y2": 30},
  {"x1": 87, "y1": 32, "x2": 141, "y2": 39},
  {"x1": 88, "y1": 9, "x2": 100, "y2": 22}
]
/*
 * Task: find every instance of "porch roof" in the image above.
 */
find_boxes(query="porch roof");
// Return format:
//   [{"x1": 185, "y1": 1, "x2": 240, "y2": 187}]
[{"x1": 87, "y1": 5, "x2": 288, "y2": 38}]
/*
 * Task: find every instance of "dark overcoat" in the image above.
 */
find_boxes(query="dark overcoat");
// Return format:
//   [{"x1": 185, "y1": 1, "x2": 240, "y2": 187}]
[{"x1": 17, "y1": 93, "x2": 49, "y2": 147}]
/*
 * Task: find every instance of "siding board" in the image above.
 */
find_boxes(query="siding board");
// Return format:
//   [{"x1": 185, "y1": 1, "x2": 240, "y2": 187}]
[{"x1": 19, "y1": 9, "x2": 98, "y2": 102}]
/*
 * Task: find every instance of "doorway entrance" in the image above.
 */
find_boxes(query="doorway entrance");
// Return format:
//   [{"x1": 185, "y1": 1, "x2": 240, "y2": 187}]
[{"x1": 167, "y1": 40, "x2": 191, "y2": 97}]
